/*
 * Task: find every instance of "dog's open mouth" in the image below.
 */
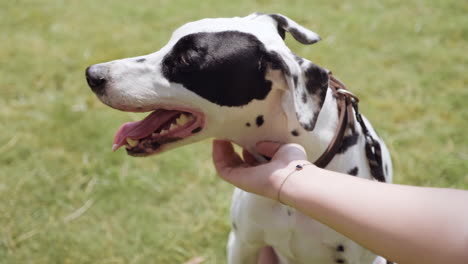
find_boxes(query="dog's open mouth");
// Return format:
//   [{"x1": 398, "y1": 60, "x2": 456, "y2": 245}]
[{"x1": 112, "y1": 108, "x2": 205, "y2": 156}]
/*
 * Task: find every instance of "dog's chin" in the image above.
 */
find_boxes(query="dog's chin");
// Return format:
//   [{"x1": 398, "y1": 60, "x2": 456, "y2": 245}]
[{"x1": 112, "y1": 107, "x2": 205, "y2": 157}]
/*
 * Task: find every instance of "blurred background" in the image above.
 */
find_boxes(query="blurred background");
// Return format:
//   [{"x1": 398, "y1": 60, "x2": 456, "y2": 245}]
[{"x1": 1, "y1": 0, "x2": 467, "y2": 263}]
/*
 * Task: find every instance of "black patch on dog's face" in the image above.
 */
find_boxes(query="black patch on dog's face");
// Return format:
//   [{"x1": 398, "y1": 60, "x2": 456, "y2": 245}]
[
  {"x1": 256, "y1": 115, "x2": 264, "y2": 127},
  {"x1": 162, "y1": 31, "x2": 276, "y2": 107},
  {"x1": 291, "y1": 130, "x2": 299, "y2": 136},
  {"x1": 347, "y1": 167, "x2": 359, "y2": 176}
]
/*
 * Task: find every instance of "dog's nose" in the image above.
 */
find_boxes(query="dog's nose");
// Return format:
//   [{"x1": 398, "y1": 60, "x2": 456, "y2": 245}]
[{"x1": 85, "y1": 65, "x2": 107, "y2": 95}]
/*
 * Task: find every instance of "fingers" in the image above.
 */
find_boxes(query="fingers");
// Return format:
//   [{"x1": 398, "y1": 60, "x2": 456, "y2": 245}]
[
  {"x1": 212, "y1": 140, "x2": 244, "y2": 179},
  {"x1": 257, "y1": 246, "x2": 279, "y2": 264},
  {"x1": 242, "y1": 149, "x2": 258, "y2": 166},
  {"x1": 212, "y1": 140, "x2": 310, "y2": 200},
  {"x1": 212, "y1": 140, "x2": 264, "y2": 194}
]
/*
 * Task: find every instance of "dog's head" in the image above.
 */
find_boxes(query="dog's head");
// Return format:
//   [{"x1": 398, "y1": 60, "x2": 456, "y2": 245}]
[{"x1": 86, "y1": 13, "x2": 329, "y2": 156}]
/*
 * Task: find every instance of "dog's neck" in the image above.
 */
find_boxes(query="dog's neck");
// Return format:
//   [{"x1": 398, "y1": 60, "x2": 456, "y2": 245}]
[{"x1": 212, "y1": 87, "x2": 339, "y2": 163}]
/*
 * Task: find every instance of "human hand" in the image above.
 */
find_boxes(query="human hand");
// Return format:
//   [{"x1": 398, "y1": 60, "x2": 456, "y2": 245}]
[{"x1": 212, "y1": 140, "x2": 313, "y2": 201}]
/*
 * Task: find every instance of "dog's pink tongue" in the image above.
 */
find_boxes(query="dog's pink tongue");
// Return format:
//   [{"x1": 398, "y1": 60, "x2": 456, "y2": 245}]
[{"x1": 112, "y1": 110, "x2": 179, "y2": 151}]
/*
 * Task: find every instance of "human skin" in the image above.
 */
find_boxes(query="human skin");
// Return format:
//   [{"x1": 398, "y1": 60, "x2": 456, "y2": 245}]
[{"x1": 212, "y1": 140, "x2": 468, "y2": 264}]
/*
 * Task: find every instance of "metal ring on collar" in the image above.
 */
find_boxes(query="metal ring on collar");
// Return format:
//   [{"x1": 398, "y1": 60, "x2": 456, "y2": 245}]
[{"x1": 336, "y1": 88, "x2": 359, "y2": 102}]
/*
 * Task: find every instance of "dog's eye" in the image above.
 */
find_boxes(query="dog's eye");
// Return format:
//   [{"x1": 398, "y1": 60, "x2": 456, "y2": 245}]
[
  {"x1": 180, "y1": 48, "x2": 201, "y2": 65},
  {"x1": 179, "y1": 55, "x2": 190, "y2": 66}
]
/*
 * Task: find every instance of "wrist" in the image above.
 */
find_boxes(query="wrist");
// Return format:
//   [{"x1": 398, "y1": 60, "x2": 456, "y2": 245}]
[{"x1": 274, "y1": 161, "x2": 315, "y2": 204}]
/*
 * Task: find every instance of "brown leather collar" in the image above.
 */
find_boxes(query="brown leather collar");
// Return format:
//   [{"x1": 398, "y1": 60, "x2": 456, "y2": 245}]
[{"x1": 313, "y1": 73, "x2": 359, "y2": 168}]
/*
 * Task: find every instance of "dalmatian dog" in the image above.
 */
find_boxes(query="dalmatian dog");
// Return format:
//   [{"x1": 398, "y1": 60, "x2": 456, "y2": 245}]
[{"x1": 86, "y1": 13, "x2": 393, "y2": 264}]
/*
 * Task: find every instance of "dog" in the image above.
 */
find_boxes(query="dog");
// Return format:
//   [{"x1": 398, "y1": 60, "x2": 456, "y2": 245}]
[{"x1": 86, "y1": 13, "x2": 393, "y2": 264}]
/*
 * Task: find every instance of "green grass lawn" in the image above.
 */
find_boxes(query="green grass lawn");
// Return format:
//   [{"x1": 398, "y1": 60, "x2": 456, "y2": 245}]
[{"x1": 1, "y1": 0, "x2": 467, "y2": 263}]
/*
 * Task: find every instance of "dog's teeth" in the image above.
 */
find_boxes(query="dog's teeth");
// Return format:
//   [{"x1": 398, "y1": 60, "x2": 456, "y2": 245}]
[
  {"x1": 126, "y1": 138, "x2": 139, "y2": 147},
  {"x1": 177, "y1": 114, "x2": 189, "y2": 125},
  {"x1": 160, "y1": 129, "x2": 168, "y2": 135},
  {"x1": 169, "y1": 123, "x2": 178, "y2": 131}
]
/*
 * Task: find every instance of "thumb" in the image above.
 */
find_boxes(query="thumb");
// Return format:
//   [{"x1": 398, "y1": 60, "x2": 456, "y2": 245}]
[
  {"x1": 273, "y1": 143, "x2": 308, "y2": 163},
  {"x1": 256, "y1": 142, "x2": 308, "y2": 164}
]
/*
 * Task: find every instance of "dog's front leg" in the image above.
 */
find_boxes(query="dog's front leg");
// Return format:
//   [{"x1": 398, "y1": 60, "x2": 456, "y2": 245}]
[{"x1": 227, "y1": 231, "x2": 264, "y2": 264}]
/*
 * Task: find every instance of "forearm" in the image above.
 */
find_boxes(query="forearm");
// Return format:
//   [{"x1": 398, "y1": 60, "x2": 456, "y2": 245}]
[{"x1": 280, "y1": 166, "x2": 468, "y2": 264}]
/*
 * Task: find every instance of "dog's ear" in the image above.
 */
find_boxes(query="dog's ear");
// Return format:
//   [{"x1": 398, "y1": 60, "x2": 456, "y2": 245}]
[
  {"x1": 268, "y1": 52, "x2": 329, "y2": 131},
  {"x1": 266, "y1": 13, "x2": 321, "y2": 44}
]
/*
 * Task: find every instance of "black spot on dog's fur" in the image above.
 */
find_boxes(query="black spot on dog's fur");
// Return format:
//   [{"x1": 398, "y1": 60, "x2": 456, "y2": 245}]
[
  {"x1": 246, "y1": 122, "x2": 251, "y2": 127},
  {"x1": 136, "y1": 58, "x2": 146, "y2": 63},
  {"x1": 296, "y1": 63, "x2": 329, "y2": 132},
  {"x1": 347, "y1": 167, "x2": 359, "y2": 176},
  {"x1": 293, "y1": 53, "x2": 304, "y2": 65},
  {"x1": 300, "y1": 117, "x2": 313, "y2": 131},
  {"x1": 267, "y1": 51, "x2": 290, "y2": 75},
  {"x1": 300, "y1": 109, "x2": 320, "y2": 131},
  {"x1": 191, "y1": 127, "x2": 202, "y2": 133},
  {"x1": 256, "y1": 115, "x2": 264, "y2": 127},
  {"x1": 162, "y1": 31, "x2": 280, "y2": 107},
  {"x1": 293, "y1": 74, "x2": 298, "y2": 87},
  {"x1": 301, "y1": 92, "x2": 308, "y2": 103},
  {"x1": 291, "y1": 130, "x2": 299, "y2": 136},
  {"x1": 304, "y1": 64, "x2": 329, "y2": 95},
  {"x1": 336, "y1": 244, "x2": 345, "y2": 252},
  {"x1": 337, "y1": 133, "x2": 359, "y2": 154},
  {"x1": 335, "y1": 259, "x2": 346, "y2": 264}
]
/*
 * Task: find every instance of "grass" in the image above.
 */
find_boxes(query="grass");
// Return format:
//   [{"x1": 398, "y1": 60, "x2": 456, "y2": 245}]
[{"x1": 1, "y1": 0, "x2": 467, "y2": 263}]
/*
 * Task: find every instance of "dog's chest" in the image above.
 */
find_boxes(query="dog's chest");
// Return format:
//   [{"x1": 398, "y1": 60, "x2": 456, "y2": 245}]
[{"x1": 231, "y1": 190, "x2": 376, "y2": 264}]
